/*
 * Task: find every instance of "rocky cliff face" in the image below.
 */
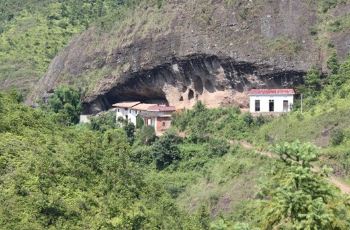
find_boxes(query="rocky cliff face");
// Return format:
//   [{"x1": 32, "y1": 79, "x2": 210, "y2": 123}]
[{"x1": 30, "y1": 0, "x2": 350, "y2": 113}]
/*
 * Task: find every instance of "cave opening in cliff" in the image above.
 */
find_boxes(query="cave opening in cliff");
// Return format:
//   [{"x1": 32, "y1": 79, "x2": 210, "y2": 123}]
[
  {"x1": 204, "y1": 79, "x2": 215, "y2": 93},
  {"x1": 105, "y1": 86, "x2": 169, "y2": 109},
  {"x1": 188, "y1": 89, "x2": 194, "y2": 100},
  {"x1": 193, "y1": 75, "x2": 204, "y2": 94}
]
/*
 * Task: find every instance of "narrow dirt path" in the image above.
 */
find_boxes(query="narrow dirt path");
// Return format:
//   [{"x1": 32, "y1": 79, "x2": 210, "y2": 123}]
[
  {"x1": 328, "y1": 176, "x2": 350, "y2": 194},
  {"x1": 235, "y1": 141, "x2": 350, "y2": 195}
]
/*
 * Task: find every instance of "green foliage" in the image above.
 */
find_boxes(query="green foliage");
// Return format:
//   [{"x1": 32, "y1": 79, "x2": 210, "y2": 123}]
[
  {"x1": 173, "y1": 102, "x2": 261, "y2": 141},
  {"x1": 266, "y1": 37, "x2": 302, "y2": 56},
  {"x1": 89, "y1": 111, "x2": 117, "y2": 132},
  {"x1": 124, "y1": 121, "x2": 135, "y2": 144},
  {"x1": 0, "y1": 93, "x2": 203, "y2": 229},
  {"x1": 319, "y1": 0, "x2": 341, "y2": 13},
  {"x1": 136, "y1": 115, "x2": 144, "y2": 129},
  {"x1": 130, "y1": 145, "x2": 154, "y2": 165},
  {"x1": 206, "y1": 138, "x2": 230, "y2": 157},
  {"x1": 197, "y1": 205, "x2": 210, "y2": 230},
  {"x1": 48, "y1": 85, "x2": 81, "y2": 124},
  {"x1": 304, "y1": 67, "x2": 322, "y2": 92},
  {"x1": 327, "y1": 52, "x2": 340, "y2": 74},
  {"x1": 331, "y1": 129, "x2": 344, "y2": 146},
  {"x1": 135, "y1": 125, "x2": 157, "y2": 145},
  {"x1": 152, "y1": 132, "x2": 182, "y2": 170},
  {"x1": 259, "y1": 141, "x2": 350, "y2": 229},
  {"x1": 0, "y1": 0, "x2": 150, "y2": 90}
]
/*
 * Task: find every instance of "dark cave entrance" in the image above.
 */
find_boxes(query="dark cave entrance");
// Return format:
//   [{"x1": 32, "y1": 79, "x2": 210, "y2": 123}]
[
  {"x1": 106, "y1": 87, "x2": 169, "y2": 108},
  {"x1": 193, "y1": 75, "x2": 204, "y2": 95},
  {"x1": 188, "y1": 89, "x2": 194, "y2": 100}
]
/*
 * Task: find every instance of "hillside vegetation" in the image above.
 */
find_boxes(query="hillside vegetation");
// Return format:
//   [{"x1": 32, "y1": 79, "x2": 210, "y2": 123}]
[
  {"x1": 1, "y1": 0, "x2": 350, "y2": 229},
  {"x1": 0, "y1": 0, "x2": 154, "y2": 92},
  {"x1": 255, "y1": 54, "x2": 350, "y2": 181},
  {"x1": 1, "y1": 89, "x2": 349, "y2": 229}
]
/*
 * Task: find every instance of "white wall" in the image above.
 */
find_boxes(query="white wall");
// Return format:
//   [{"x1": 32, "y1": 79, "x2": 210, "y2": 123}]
[
  {"x1": 79, "y1": 115, "x2": 91, "y2": 124},
  {"x1": 116, "y1": 107, "x2": 140, "y2": 125},
  {"x1": 249, "y1": 95, "x2": 294, "y2": 113}
]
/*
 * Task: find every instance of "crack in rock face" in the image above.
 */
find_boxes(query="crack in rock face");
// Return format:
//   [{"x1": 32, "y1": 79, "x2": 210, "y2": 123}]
[{"x1": 83, "y1": 54, "x2": 305, "y2": 114}]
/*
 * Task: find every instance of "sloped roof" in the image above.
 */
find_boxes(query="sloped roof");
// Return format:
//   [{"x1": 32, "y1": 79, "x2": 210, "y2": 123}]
[
  {"x1": 112, "y1": 101, "x2": 140, "y2": 108},
  {"x1": 248, "y1": 89, "x2": 295, "y2": 95},
  {"x1": 147, "y1": 105, "x2": 176, "y2": 112},
  {"x1": 133, "y1": 103, "x2": 158, "y2": 111}
]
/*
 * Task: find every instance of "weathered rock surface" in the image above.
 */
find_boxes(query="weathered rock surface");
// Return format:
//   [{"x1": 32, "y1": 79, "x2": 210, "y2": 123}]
[{"x1": 30, "y1": 0, "x2": 350, "y2": 113}]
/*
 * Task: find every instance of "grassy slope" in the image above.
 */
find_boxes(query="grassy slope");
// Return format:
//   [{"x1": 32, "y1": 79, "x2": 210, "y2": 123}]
[
  {"x1": 0, "y1": 0, "x2": 150, "y2": 93},
  {"x1": 176, "y1": 147, "x2": 269, "y2": 216},
  {"x1": 143, "y1": 141, "x2": 271, "y2": 224}
]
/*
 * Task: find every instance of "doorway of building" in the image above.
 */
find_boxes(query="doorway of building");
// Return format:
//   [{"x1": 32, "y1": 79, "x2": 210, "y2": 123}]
[
  {"x1": 283, "y1": 100, "x2": 288, "y2": 112},
  {"x1": 269, "y1": 100, "x2": 274, "y2": 112}
]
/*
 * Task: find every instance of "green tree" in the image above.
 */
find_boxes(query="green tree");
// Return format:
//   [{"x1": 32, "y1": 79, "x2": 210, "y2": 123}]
[
  {"x1": 327, "y1": 52, "x2": 340, "y2": 74},
  {"x1": 124, "y1": 122, "x2": 135, "y2": 144},
  {"x1": 260, "y1": 141, "x2": 350, "y2": 229},
  {"x1": 136, "y1": 115, "x2": 144, "y2": 129},
  {"x1": 48, "y1": 85, "x2": 82, "y2": 124},
  {"x1": 152, "y1": 132, "x2": 182, "y2": 170},
  {"x1": 90, "y1": 111, "x2": 117, "y2": 132},
  {"x1": 135, "y1": 125, "x2": 157, "y2": 145},
  {"x1": 197, "y1": 205, "x2": 210, "y2": 230},
  {"x1": 305, "y1": 67, "x2": 321, "y2": 92}
]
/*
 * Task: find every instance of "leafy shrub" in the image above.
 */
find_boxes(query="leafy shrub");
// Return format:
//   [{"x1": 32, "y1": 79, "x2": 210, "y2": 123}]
[
  {"x1": 206, "y1": 138, "x2": 230, "y2": 157},
  {"x1": 320, "y1": 0, "x2": 339, "y2": 13},
  {"x1": 331, "y1": 129, "x2": 344, "y2": 146},
  {"x1": 124, "y1": 122, "x2": 135, "y2": 144},
  {"x1": 135, "y1": 125, "x2": 157, "y2": 145},
  {"x1": 130, "y1": 145, "x2": 153, "y2": 165},
  {"x1": 260, "y1": 141, "x2": 350, "y2": 229},
  {"x1": 136, "y1": 115, "x2": 144, "y2": 129},
  {"x1": 243, "y1": 113, "x2": 254, "y2": 126},
  {"x1": 152, "y1": 132, "x2": 182, "y2": 170},
  {"x1": 47, "y1": 85, "x2": 82, "y2": 125},
  {"x1": 89, "y1": 111, "x2": 117, "y2": 132},
  {"x1": 327, "y1": 52, "x2": 340, "y2": 75}
]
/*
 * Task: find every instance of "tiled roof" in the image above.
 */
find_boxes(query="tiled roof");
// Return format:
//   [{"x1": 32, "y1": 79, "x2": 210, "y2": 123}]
[
  {"x1": 133, "y1": 103, "x2": 158, "y2": 111},
  {"x1": 147, "y1": 105, "x2": 176, "y2": 112},
  {"x1": 112, "y1": 102, "x2": 176, "y2": 112},
  {"x1": 248, "y1": 89, "x2": 295, "y2": 95},
  {"x1": 112, "y1": 101, "x2": 140, "y2": 108}
]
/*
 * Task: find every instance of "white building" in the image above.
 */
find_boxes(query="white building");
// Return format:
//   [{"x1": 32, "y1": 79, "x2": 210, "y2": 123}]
[
  {"x1": 79, "y1": 115, "x2": 91, "y2": 124},
  {"x1": 113, "y1": 101, "x2": 142, "y2": 125},
  {"x1": 112, "y1": 102, "x2": 176, "y2": 135},
  {"x1": 248, "y1": 89, "x2": 295, "y2": 113}
]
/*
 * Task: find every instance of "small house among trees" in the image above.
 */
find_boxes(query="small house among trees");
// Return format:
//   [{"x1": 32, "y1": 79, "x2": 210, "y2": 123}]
[
  {"x1": 248, "y1": 89, "x2": 295, "y2": 114},
  {"x1": 113, "y1": 102, "x2": 176, "y2": 135}
]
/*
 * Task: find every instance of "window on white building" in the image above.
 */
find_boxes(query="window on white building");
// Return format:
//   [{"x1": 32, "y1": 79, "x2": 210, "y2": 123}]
[
  {"x1": 283, "y1": 100, "x2": 288, "y2": 112},
  {"x1": 255, "y1": 100, "x2": 260, "y2": 112},
  {"x1": 269, "y1": 100, "x2": 274, "y2": 112}
]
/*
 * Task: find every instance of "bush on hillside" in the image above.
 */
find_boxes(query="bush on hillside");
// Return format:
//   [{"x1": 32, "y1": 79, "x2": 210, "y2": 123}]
[
  {"x1": 327, "y1": 52, "x2": 340, "y2": 74},
  {"x1": 124, "y1": 122, "x2": 135, "y2": 144},
  {"x1": 90, "y1": 111, "x2": 117, "y2": 132},
  {"x1": 152, "y1": 132, "x2": 182, "y2": 170},
  {"x1": 48, "y1": 85, "x2": 82, "y2": 125},
  {"x1": 135, "y1": 125, "x2": 157, "y2": 145},
  {"x1": 206, "y1": 138, "x2": 230, "y2": 157},
  {"x1": 331, "y1": 129, "x2": 345, "y2": 146},
  {"x1": 130, "y1": 145, "x2": 153, "y2": 165},
  {"x1": 259, "y1": 141, "x2": 350, "y2": 229}
]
